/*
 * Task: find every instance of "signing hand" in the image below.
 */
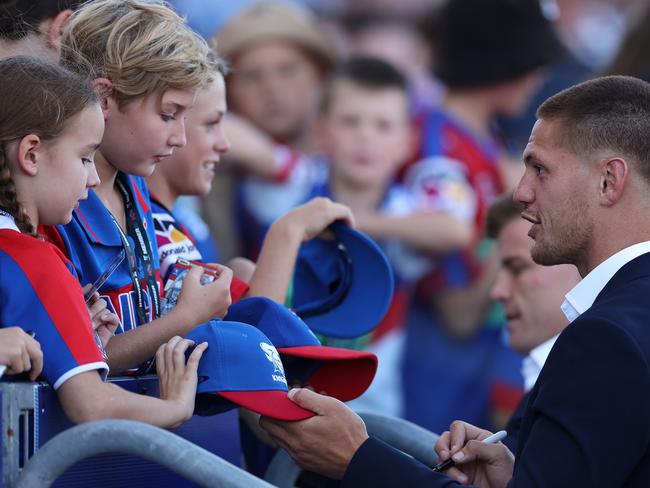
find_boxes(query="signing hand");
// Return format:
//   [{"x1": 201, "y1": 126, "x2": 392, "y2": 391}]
[
  {"x1": 435, "y1": 420, "x2": 514, "y2": 487},
  {"x1": 259, "y1": 388, "x2": 368, "y2": 480}
]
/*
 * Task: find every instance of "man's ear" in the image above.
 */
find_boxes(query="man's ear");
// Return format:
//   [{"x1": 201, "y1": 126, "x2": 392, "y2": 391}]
[
  {"x1": 16, "y1": 135, "x2": 42, "y2": 177},
  {"x1": 90, "y1": 78, "x2": 115, "y2": 119},
  {"x1": 599, "y1": 156, "x2": 628, "y2": 206},
  {"x1": 44, "y1": 9, "x2": 73, "y2": 53}
]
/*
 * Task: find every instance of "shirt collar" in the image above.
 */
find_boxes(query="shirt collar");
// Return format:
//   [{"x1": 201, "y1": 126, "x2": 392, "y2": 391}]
[
  {"x1": 561, "y1": 241, "x2": 650, "y2": 322},
  {"x1": 0, "y1": 210, "x2": 19, "y2": 232},
  {"x1": 521, "y1": 334, "x2": 559, "y2": 392}
]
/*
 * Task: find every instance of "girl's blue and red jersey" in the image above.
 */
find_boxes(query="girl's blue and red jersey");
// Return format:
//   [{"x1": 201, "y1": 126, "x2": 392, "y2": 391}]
[{"x1": 0, "y1": 215, "x2": 107, "y2": 389}]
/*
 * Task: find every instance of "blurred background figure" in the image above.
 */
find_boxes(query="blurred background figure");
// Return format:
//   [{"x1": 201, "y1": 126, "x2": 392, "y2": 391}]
[
  {"x1": 486, "y1": 194, "x2": 580, "y2": 450},
  {"x1": 206, "y1": 2, "x2": 334, "y2": 262},
  {"x1": 399, "y1": 0, "x2": 563, "y2": 433}
]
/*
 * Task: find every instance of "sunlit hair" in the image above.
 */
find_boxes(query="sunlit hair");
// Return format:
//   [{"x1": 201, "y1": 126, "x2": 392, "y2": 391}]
[
  {"x1": 0, "y1": 56, "x2": 98, "y2": 235},
  {"x1": 60, "y1": 0, "x2": 211, "y2": 106},
  {"x1": 537, "y1": 75, "x2": 650, "y2": 184},
  {"x1": 206, "y1": 47, "x2": 229, "y2": 83}
]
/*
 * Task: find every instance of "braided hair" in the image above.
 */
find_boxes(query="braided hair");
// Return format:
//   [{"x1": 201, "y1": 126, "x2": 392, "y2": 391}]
[{"x1": 0, "y1": 56, "x2": 98, "y2": 235}]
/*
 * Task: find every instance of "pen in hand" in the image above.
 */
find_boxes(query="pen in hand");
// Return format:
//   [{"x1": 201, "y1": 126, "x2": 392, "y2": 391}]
[{"x1": 432, "y1": 430, "x2": 508, "y2": 472}]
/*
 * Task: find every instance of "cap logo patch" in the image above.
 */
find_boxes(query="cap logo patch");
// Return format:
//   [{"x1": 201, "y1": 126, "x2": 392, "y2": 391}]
[{"x1": 260, "y1": 342, "x2": 287, "y2": 384}]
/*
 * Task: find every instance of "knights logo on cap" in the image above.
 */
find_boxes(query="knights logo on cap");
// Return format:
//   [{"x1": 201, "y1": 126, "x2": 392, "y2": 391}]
[{"x1": 260, "y1": 342, "x2": 287, "y2": 384}]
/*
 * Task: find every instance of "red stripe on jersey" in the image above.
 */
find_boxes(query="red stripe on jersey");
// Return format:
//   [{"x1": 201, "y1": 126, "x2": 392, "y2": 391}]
[
  {"x1": 131, "y1": 176, "x2": 150, "y2": 213},
  {"x1": 76, "y1": 207, "x2": 103, "y2": 244},
  {"x1": 38, "y1": 225, "x2": 68, "y2": 255},
  {"x1": 0, "y1": 233, "x2": 102, "y2": 365}
]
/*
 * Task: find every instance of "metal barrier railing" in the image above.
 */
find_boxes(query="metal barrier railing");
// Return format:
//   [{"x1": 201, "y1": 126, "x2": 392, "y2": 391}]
[{"x1": 15, "y1": 419, "x2": 272, "y2": 488}]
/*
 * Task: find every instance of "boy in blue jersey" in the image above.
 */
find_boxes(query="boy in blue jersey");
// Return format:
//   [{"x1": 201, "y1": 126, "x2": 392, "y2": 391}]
[{"x1": 44, "y1": 0, "x2": 232, "y2": 374}]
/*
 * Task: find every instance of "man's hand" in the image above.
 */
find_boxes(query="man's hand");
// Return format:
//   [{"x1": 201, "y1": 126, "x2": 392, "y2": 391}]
[
  {"x1": 259, "y1": 388, "x2": 368, "y2": 480},
  {"x1": 0, "y1": 327, "x2": 43, "y2": 380},
  {"x1": 435, "y1": 420, "x2": 514, "y2": 487}
]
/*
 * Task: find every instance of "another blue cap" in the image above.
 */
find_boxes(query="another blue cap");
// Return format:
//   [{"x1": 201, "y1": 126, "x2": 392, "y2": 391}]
[
  {"x1": 186, "y1": 320, "x2": 314, "y2": 421},
  {"x1": 226, "y1": 297, "x2": 377, "y2": 401},
  {"x1": 292, "y1": 222, "x2": 394, "y2": 338}
]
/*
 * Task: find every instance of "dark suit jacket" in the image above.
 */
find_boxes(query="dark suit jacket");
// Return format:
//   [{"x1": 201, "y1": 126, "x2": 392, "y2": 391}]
[
  {"x1": 342, "y1": 252, "x2": 650, "y2": 487},
  {"x1": 503, "y1": 391, "x2": 529, "y2": 453}
]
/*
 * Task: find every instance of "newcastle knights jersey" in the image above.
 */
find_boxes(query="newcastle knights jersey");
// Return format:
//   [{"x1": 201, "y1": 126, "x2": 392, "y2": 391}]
[{"x1": 0, "y1": 212, "x2": 107, "y2": 389}]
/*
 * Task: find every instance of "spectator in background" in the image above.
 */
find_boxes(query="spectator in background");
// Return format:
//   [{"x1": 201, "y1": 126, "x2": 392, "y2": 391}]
[
  {"x1": 401, "y1": 0, "x2": 563, "y2": 434},
  {"x1": 304, "y1": 56, "x2": 471, "y2": 416},
  {"x1": 204, "y1": 2, "x2": 335, "y2": 262},
  {"x1": 343, "y1": 12, "x2": 443, "y2": 115},
  {"x1": 485, "y1": 193, "x2": 580, "y2": 451},
  {"x1": 605, "y1": 2, "x2": 650, "y2": 81}
]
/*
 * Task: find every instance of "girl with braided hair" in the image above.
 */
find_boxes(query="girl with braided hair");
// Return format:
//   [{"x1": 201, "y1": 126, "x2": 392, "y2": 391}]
[{"x1": 0, "y1": 55, "x2": 206, "y2": 428}]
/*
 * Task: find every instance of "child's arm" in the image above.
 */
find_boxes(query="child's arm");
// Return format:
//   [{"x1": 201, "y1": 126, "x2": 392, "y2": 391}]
[
  {"x1": 104, "y1": 265, "x2": 232, "y2": 373},
  {"x1": 0, "y1": 327, "x2": 43, "y2": 380},
  {"x1": 223, "y1": 115, "x2": 306, "y2": 183},
  {"x1": 223, "y1": 114, "x2": 279, "y2": 179},
  {"x1": 57, "y1": 337, "x2": 206, "y2": 429},
  {"x1": 355, "y1": 211, "x2": 473, "y2": 253},
  {"x1": 245, "y1": 197, "x2": 354, "y2": 303}
]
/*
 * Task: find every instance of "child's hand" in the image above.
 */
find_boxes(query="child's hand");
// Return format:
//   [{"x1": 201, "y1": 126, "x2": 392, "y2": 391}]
[
  {"x1": 276, "y1": 197, "x2": 355, "y2": 242},
  {"x1": 156, "y1": 336, "x2": 207, "y2": 427},
  {"x1": 0, "y1": 327, "x2": 43, "y2": 380},
  {"x1": 175, "y1": 264, "x2": 233, "y2": 326},
  {"x1": 83, "y1": 286, "x2": 119, "y2": 349}
]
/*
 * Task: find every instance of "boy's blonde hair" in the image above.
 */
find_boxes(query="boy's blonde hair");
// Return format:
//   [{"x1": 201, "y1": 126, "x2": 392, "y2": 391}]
[{"x1": 61, "y1": 0, "x2": 211, "y2": 105}]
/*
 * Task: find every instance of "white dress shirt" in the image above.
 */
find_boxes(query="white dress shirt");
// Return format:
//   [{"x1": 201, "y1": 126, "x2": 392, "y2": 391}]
[
  {"x1": 561, "y1": 241, "x2": 650, "y2": 322},
  {"x1": 521, "y1": 334, "x2": 559, "y2": 392}
]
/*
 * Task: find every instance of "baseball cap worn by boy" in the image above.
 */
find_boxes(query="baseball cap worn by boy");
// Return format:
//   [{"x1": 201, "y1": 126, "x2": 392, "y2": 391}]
[
  {"x1": 291, "y1": 221, "x2": 394, "y2": 338},
  {"x1": 186, "y1": 320, "x2": 315, "y2": 421},
  {"x1": 226, "y1": 297, "x2": 378, "y2": 401}
]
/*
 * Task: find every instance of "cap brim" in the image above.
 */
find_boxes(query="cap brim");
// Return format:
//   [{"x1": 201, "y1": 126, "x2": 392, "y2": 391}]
[
  {"x1": 279, "y1": 346, "x2": 378, "y2": 401},
  {"x1": 302, "y1": 223, "x2": 394, "y2": 338},
  {"x1": 219, "y1": 390, "x2": 315, "y2": 421}
]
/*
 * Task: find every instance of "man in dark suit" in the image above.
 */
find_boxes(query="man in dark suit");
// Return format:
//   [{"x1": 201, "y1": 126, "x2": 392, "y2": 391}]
[{"x1": 260, "y1": 74, "x2": 650, "y2": 487}]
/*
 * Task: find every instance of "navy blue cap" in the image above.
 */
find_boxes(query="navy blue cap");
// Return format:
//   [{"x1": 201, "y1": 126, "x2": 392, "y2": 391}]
[
  {"x1": 226, "y1": 297, "x2": 377, "y2": 401},
  {"x1": 292, "y1": 221, "x2": 394, "y2": 338},
  {"x1": 186, "y1": 320, "x2": 315, "y2": 421}
]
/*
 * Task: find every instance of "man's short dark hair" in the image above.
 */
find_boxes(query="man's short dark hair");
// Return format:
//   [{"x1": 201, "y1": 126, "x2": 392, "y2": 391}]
[
  {"x1": 0, "y1": 0, "x2": 83, "y2": 40},
  {"x1": 320, "y1": 56, "x2": 409, "y2": 114},
  {"x1": 486, "y1": 192, "x2": 522, "y2": 239},
  {"x1": 537, "y1": 75, "x2": 650, "y2": 184}
]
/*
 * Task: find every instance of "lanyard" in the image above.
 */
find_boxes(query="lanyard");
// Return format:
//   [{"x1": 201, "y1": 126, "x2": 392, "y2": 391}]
[{"x1": 110, "y1": 177, "x2": 160, "y2": 326}]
